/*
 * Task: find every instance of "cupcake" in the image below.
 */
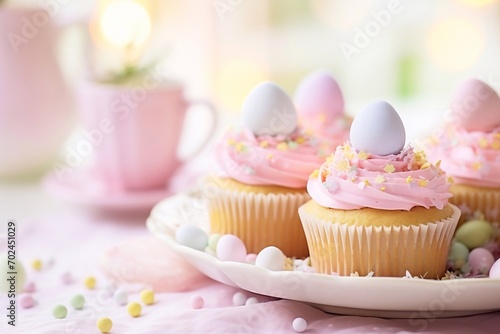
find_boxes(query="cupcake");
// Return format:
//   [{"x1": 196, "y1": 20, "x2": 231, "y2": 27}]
[
  {"x1": 298, "y1": 101, "x2": 460, "y2": 278},
  {"x1": 294, "y1": 70, "x2": 351, "y2": 147},
  {"x1": 426, "y1": 79, "x2": 500, "y2": 225},
  {"x1": 207, "y1": 82, "x2": 329, "y2": 258}
]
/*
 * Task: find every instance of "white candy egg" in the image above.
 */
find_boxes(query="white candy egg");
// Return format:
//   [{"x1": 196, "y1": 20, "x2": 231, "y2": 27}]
[
  {"x1": 255, "y1": 246, "x2": 286, "y2": 271},
  {"x1": 216, "y1": 234, "x2": 247, "y2": 262},
  {"x1": 350, "y1": 100, "x2": 406, "y2": 156},
  {"x1": 242, "y1": 82, "x2": 297, "y2": 136},
  {"x1": 175, "y1": 224, "x2": 208, "y2": 251}
]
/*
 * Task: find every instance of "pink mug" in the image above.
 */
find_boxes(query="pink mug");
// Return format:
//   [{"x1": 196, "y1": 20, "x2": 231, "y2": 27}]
[{"x1": 77, "y1": 81, "x2": 217, "y2": 192}]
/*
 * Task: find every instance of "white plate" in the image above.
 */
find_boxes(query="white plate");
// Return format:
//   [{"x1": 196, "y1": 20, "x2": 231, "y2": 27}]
[{"x1": 147, "y1": 191, "x2": 500, "y2": 318}]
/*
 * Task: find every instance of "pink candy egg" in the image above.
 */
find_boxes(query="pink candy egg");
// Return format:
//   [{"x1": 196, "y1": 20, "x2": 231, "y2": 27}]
[
  {"x1": 20, "y1": 294, "x2": 35, "y2": 309},
  {"x1": 468, "y1": 248, "x2": 495, "y2": 274},
  {"x1": 216, "y1": 235, "x2": 247, "y2": 262},
  {"x1": 190, "y1": 295, "x2": 205, "y2": 309},
  {"x1": 294, "y1": 70, "x2": 344, "y2": 121},
  {"x1": 489, "y1": 258, "x2": 500, "y2": 278},
  {"x1": 449, "y1": 78, "x2": 500, "y2": 132}
]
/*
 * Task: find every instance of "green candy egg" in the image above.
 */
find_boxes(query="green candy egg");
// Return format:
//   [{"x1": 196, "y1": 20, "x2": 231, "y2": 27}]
[
  {"x1": 70, "y1": 294, "x2": 85, "y2": 310},
  {"x1": 208, "y1": 234, "x2": 221, "y2": 252},
  {"x1": 52, "y1": 304, "x2": 68, "y2": 319},
  {"x1": 454, "y1": 220, "x2": 494, "y2": 249},
  {"x1": 448, "y1": 242, "x2": 469, "y2": 269}
]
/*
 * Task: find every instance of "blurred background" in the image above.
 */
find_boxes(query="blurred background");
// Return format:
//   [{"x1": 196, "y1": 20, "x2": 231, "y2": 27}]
[{"x1": 1, "y1": 0, "x2": 499, "y2": 181}]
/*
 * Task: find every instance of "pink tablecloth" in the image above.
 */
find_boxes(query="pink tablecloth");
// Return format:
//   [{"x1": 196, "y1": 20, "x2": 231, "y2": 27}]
[{"x1": 1, "y1": 194, "x2": 500, "y2": 334}]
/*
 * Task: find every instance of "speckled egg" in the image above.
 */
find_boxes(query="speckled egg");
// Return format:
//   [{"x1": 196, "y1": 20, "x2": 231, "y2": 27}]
[
  {"x1": 350, "y1": 100, "x2": 406, "y2": 156},
  {"x1": 294, "y1": 70, "x2": 344, "y2": 121},
  {"x1": 216, "y1": 234, "x2": 247, "y2": 262},
  {"x1": 175, "y1": 224, "x2": 209, "y2": 251},
  {"x1": 448, "y1": 242, "x2": 470, "y2": 269},
  {"x1": 450, "y1": 78, "x2": 500, "y2": 132},
  {"x1": 242, "y1": 82, "x2": 297, "y2": 136},
  {"x1": 454, "y1": 219, "x2": 494, "y2": 249},
  {"x1": 468, "y1": 248, "x2": 495, "y2": 274},
  {"x1": 255, "y1": 246, "x2": 286, "y2": 271}
]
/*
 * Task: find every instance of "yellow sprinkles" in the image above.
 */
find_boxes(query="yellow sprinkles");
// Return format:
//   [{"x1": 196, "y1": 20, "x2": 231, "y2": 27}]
[
  {"x1": 383, "y1": 164, "x2": 395, "y2": 173},
  {"x1": 418, "y1": 179, "x2": 429, "y2": 187}
]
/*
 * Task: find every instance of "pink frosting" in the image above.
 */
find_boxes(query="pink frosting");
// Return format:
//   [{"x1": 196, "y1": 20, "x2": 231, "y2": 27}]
[
  {"x1": 427, "y1": 126, "x2": 500, "y2": 188},
  {"x1": 216, "y1": 128, "x2": 328, "y2": 188},
  {"x1": 307, "y1": 143, "x2": 452, "y2": 210},
  {"x1": 298, "y1": 114, "x2": 351, "y2": 148}
]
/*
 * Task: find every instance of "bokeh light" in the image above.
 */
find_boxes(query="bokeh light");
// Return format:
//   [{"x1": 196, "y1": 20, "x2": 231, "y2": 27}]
[
  {"x1": 426, "y1": 18, "x2": 484, "y2": 72},
  {"x1": 215, "y1": 59, "x2": 269, "y2": 112},
  {"x1": 311, "y1": 0, "x2": 374, "y2": 30},
  {"x1": 100, "y1": 0, "x2": 151, "y2": 48},
  {"x1": 458, "y1": 0, "x2": 498, "y2": 7}
]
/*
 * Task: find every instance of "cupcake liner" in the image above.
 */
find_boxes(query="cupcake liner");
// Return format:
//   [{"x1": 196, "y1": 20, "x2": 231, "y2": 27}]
[
  {"x1": 208, "y1": 186, "x2": 310, "y2": 258},
  {"x1": 450, "y1": 184, "x2": 500, "y2": 225},
  {"x1": 298, "y1": 204, "x2": 460, "y2": 278}
]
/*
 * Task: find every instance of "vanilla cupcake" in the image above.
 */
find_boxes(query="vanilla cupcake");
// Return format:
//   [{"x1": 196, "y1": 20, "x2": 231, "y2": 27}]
[
  {"x1": 294, "y1": 70, "x2": 351, "y2": 148},
  {"x1": 207, "y1": 82, "x2": 329, "y2": 258},
  {"x1": 426, "y1": 79, "x2": 500, "y2": 225},
  {"x1": 299, "y1": 101, "x2": 460, "y2": 278}
]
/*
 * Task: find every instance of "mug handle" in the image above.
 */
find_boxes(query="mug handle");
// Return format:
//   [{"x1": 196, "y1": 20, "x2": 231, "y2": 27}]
[{"x1": 179, "y1": 99, "x2": 218, "y2": 162}]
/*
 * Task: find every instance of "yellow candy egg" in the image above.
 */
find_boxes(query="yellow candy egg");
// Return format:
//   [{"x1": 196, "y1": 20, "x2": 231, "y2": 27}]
[
  {"x1": 97, "y1": 317, "x2": 113, "y2": 333},
  {"x1": 84, "y1": 276, "x2": 96, "y2": 289},
  {"x1": 140, "y1": 289, "x2": 155, "y2": 305},
  {"x1": 127, "y1": 302, "x2": 142, "y2": 317},
  {"x1": 31, "y1": 259, "x2": 42, "y2": 271}
]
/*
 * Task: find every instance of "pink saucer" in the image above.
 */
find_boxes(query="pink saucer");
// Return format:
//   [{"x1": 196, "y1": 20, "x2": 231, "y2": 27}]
[
  {"x1": 42, "y1": 169, "x2": 173, "y2": 211},
  {"x1": 100, "y1": 237, "x2": 208, "y2": 292}
]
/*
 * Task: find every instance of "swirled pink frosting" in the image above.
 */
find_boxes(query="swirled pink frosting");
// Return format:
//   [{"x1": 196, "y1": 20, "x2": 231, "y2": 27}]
[
  {"x1": 307, "y1": 143, "x2": 452, "y2": 210},
  {"x1": 426, "y1": 126, "x2": 500, "y2": 188},
  {"x1": 215, "y1": 128, "x2": 329, "y2": 188}
]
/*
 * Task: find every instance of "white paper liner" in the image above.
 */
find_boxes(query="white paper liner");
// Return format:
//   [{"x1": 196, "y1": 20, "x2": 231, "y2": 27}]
[
  {"x1": 298, "y1": 204, "x2": 460, "y2": 278},
  {"x1": 450, "y1": 185, "x2": 500, "y2": 225},
  {"x1": 208, "y1": 186, "x2": 311, "y2": 258}
]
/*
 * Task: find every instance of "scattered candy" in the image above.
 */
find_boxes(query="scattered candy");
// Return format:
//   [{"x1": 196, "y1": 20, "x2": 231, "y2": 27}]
[
  {"x1": 454, "y1": 220, "x2": 494, "y2": 249},
  {"x1": 216, "y1": 234, "x2": 247, "y2": 262},
  {"x1": 97, "y1": 317, "x2": 113, "y2": 333},
  {"x1": 140, "y1": 289, "x2": 155, "y2": 305},
  {"x1": 70, "y1": 294, "x2": 85, "y2": 310},
  {"x1": 468, "y1": 248, "x2": 495, "y2": 275},
  {"x1": 489, "y1": 258, "x2": 500, "y2": 278},
  {"x1": 208, "y1": 233, "x2": 221, "y2": 252},
  {"x1": 19, "y1": 294, "x2": 35, "y2": 309},
  {"x1": 84, "y1": 276, "x2": 96, "y2": 289},
  {"x1": 350, "y1": 100, "x2": 406, "y2": 156},
  {"x1": 190, "y1": 295, "x2": 204, "y2": 309},
  {"x1": 176, "y1": 224, "x2": 209, "y2": 251},
  {"x1": 448, "y1": 242, "x2": 470, "y2": 269},
  {"x1": 113, "y1": 289, "x2": 128, "y2": 306},
  {"x1": 31, "y1": 258, "x2": 42, "y2": 271},
  {"x1": 23, "y1": 281, "x2": 36, "y2": 293},
  {"x1": 255, "y1": 246, "x2": 286, "y2": 271},
  {"x1": 127, "y1": 302, "x2": 142, "y2": 317},
  {"x1": 52, "y1": 304, "x2": 67, "y2": 319},
  {"x1": 245, "y1": 253, "x2": 257, "y2": 264},
  {"x1": 245, "y1": 297, "x2": 259, "y2": 305},
  {"x1": 232, "y1": 292, "x2": 247, "y2": 306},
  {"x1": 292, "y1": 317, "x2": 308, "y2": 333},
  {"x1": 241, "y1": 82, "x2": 298, "y2": 136},
  {"x1": 61, "y1": 272, "x2": 74, "y2": 285}
]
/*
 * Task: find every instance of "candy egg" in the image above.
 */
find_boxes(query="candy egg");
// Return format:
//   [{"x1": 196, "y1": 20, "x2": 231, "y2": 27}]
[
  {"x1": 242, "y1": 82, "x2": 297, "y2": 136},
  {"x1": 468, "y1": 248, "x2": 495, "y2": 274},
  {"x1": 447, "y1": 242, "x2": 469, "y2": 269},
  {"x1": 216, "y1": 235, "x2": 247, "y2": 262},
  {"x1": 208, "y1": 233, "x2": 221, "y2": 252},
  {"x1": 70, "y1": 294, "x2": 85, "y2": 310},
  {"x1": 52, "y1": 304, "x2": 68, "y2": 319},
  {"x1": 232, "y1": 291, "x2": 247, "y2": 306},
  {"x1": 113, "y1": 289, "x2": 128, "y2": 305},
  {"x1": 176, "y1": 224, "x2": 209, "y2": 251},
  {"x1": 255, "y1": 246, "x2": 286, "y2": 271},
  {"x1": 292, "y1": 317, "x2": 308, "y2": 333},
  {"x1": 127, "y1": 302, "x2": 142, "y2": 317},
  {"x1": 449, "y1": 78, "x2": 500, "y2": 132},
  {"x1": 190, "y1": 295, "x2": 205, "y2": 309},
  {"x1": 140, "y1": 289, "x2": 155, "y2": 305},
  {"x1": 294, "y1": 70, "x2": 344, "y2": 120},
  {"x1": 489, "y1": 258, "x2": 500, "y2": 278},
  {"x1": 20, "y1": 294, "x2": 35, "y2": 309},
  {"x1": 350, "y1": 100, "x2": 406, "y2": 156},
  {"x1": 454, "y1": 219, "x2": 494, "y2": 249},
  {"x1": 97, "y1": 317, "x2": 113, "y2": 333}
]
